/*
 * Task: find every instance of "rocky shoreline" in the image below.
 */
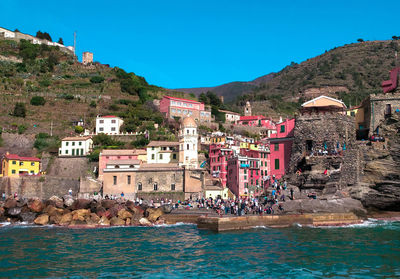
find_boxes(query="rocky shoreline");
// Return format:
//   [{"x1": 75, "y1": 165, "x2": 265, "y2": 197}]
[
  {"x1": 0, "y1": 196, "x2": 172, "y2": 228},
  {"x1": 1, "y1": 196, "x2": 399, "y2": 230}
]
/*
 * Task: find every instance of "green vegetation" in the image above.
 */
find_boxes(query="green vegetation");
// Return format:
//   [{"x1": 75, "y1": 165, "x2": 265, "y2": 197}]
[
  {"x1": 36, "y1": 31, "x2": 52, "y2": 41},
  {"x1": 30, "y1": 96, "x2": 46, "y2": 106},
  {"x1": 34, "y1": 133, "x2": 60, "y2": 153},
  {"x1": 90, "y1": 76, "x2": 105, "y2": 83},
  {"x1": 18, "y1": 125, "x2": 27, "y2": 134},
  {"x1": 131, "y1": 136, "x2": 149, "y2": 148},
  {"x1": 13, "y1": 103, "x2": 26, "y2": 118},
  {"x1": 74, "y1": 126, "x2": 84, "y2": 134}
]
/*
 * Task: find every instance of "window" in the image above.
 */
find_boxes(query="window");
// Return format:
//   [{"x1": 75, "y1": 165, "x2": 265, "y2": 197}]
[
  {"x1": 153, "y1": 182, "x2": 158, "y2": 191},
  {"x1": 72, "y1": 149, "x2": 75, "y2": 156},
  {"x1": 66, "y1": 150, "x2": 69, "y2": 154},
  {"x1": 138, "y1": 182, "x2": 142, "y2": 191},
  {"x1": 275, "y1": 159, "x2": 280, "y2": 170},
  {"x1": 151, "y1": 154, "x2": 155, "y2": 160},
  {"x1": 30, "y1": 170, "x2": 34, "y2": 174},
  {"x1": 280, "y1": 125, "x2": 285, "y2": 133},
  {"x1": 31, "y1": 162, "x2": 35, "y2": 166},
  {"x1": 19, "y1": 162, "x2": 23, "y2": 166},
  {"x1": 79, "y1": 142, "x2": 82, "y2": 146},
  {"x1": 115, "y1": 165, "x2": 119, "y2": 168},
  {"x1": 99, "y1": 128, "x2": 104, "y2": 132},
  {"x1": 171, "y1": 183, "x2": 175, "y2": 191},
  {"x1": 100, "y1": 120, "x2": 104, "y2": 124},
  {"x1": 12, "y1": 170, "x2": 16, "y2": 174},
  {"x1": 159, "y1": 154, "x2": 163, "y2": 160},
  {"x1": 113, "y1": 176, "x2": 117, "y2": 185},
  {"x1": 72, "y1": 142, "x2": 75, "y2": 146},
  {"x1": 111, "y1": 127, "x2": 116, "y2": 131},
  {"x1": 12, "y1": 161, "x2": 16, "y2": 165},
  {"x1": 81, "y1": 149, "x2": 84, "y2": 155},
  {"x1": 66, "y1": 142, "x2": 69, "y2": 146},
  {"x1": 187, "y1": 144, "x2": 189, "y2": 150},
  {"x1": 173, "y1": 154, "x2": 177, "y2": 160},
  {"x1": 127, "y1": 175, "x2": 131, "y2": 184},
  {"x1": 350, "y1": 111, "x2": 355, "y2": 117},
  {"x1": 111, "y1": 120, "x2": 116, "y2": 124},
  {"x1": 274, "y1": 143, "x2": 279, "y2": 151}
]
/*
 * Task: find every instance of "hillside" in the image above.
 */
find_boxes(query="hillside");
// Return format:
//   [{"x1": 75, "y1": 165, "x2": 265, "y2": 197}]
[
  {"x1": 174, "y1": 73, "x2": 275, "y2": 103},
  {"x1": 233, "y1": 40, "x2": 400, "y2": 117},
  {"x1": 0, "y1": 38, "x2": 192, "y2": 138}
]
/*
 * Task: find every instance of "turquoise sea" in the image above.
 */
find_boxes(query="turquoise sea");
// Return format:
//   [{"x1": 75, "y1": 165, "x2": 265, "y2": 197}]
[{"x1": 0, "y1": 220, "x2": 399, "y2": 278}]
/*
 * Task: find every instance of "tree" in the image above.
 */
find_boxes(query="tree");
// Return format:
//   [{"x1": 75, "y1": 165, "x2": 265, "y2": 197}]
[
  {"x1": 13, "y1": 103, "x2": 26, "y2": 118},
  {"x1": 75, "y1": 126, "x2": 84, "y2": 133},
  {"x1": 36, "y1": 31, "x2": 52, "y2": 41},
  {"x1": 357, "y1": 38, "x2": 364, "y2": 43},
  {"x1": 57, "y1": 37, "x2": 64, "y2": 45},
  {"x1": 90, "y1": 76, "x2": 105, "y2": 83},
  {"x1": 392, "y1": 36, "x2": 400, "y2": 41},
  {"x1": 14, "y1": 29, "x2": 20, "y2": 32},
  {"x1": 30, "y1": 96, "x2": 46, "y2": 106}
]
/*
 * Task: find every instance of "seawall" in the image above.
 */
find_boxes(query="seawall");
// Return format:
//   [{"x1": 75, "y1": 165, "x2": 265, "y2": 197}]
[{"x1": 164, "y1": 212, "x2": 362, "y2": 231}]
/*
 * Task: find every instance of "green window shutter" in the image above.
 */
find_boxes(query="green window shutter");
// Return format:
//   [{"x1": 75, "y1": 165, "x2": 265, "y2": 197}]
[
  {"x1": 275, "y1": 159, "x2": 280, "y2": 170},
  {"x1": 274, "y1": 143, "x2": 279, "y2": 151},
  {"x1": 280, "y1": 125, "x2": 285, "y2": 133}
]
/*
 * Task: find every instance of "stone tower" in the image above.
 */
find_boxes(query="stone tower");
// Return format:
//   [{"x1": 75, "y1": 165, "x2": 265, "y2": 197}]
[
  {"x1": 82, "y1": 52, "x2": 93, "y2": 65},
  {"x1": 179, "y1": 117, "x2": 198, "y2": 169},
  {"x1": 244, "y1": 101, "x2": 252, "y2": 116}
]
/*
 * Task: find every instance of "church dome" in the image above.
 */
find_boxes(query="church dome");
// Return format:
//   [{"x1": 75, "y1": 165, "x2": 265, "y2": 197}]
[{"x1": 182, "y1": 116, "x2": 197, "y2": 128}]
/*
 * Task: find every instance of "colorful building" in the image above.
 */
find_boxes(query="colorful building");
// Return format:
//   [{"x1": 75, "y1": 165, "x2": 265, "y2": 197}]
[
  {"x1": 237, "y1": 115, "x2": 276, "y2": 132},
  {"x1": 266, "y1": 118, "x2": 295, "y2": 179},
  {"x1": 1, "y1": 153, "x2": 40, "y2": 177},
  {"x1": 98, "y1": 149, "x2": 143, "y2": 180},
  {"x1": 218, "y1": 109, "x2": 241, "y2": 123},
  {"x1": 159, "y1": 96, "x2": 212, "y2": 122},
  {"x1": 227, "y1": 155, "x2": 260, "y2": 197},
  {"x1": 147, "y1": 141, "x2": 179, "y2": 164},
  {"x1": 209, "y1": 144, "x2": 233, "y2": 187}
]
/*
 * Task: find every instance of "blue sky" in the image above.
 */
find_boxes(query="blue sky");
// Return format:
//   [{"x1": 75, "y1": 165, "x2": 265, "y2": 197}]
[{"x1": 1, "y1": 0, "x2": 400, "y2": 88}]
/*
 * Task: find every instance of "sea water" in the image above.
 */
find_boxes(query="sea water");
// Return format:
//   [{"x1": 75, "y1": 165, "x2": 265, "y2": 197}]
[{"x1": 0, "y1": 220, "x2": 399, "y2": 278}]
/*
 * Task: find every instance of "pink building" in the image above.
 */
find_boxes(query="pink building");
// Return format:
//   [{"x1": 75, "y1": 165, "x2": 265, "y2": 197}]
[
  {"x1": 237, "y1": 115, "x2": 276, "y2": 129},
  {"x1": 209, "y1": 144, "x2": 233, "y2": 187},
  {"x1": 98, "y1": 149, "x2": 145, "y2": 180},
  {"x1": 159, "y1": 96, "x2": 212, "y2": 122},
  {"x1": 266, "y1": 118, "x2": 295, "y2": 179},
  {"x1": 227, "y1": 155, "x2": 260, "y2": 197}
]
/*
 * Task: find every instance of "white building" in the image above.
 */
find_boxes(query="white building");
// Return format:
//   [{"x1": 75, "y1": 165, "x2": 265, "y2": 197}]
[
  {"x1": 146, "y1": 142, "x2": 179, "y2": 164},
  {"x1": 96, "y1": 115, "x2": 124, "y2": 135},
  {"x1": 0, "y1": 27, "x2": 16, "y2": 38},
  {"x1": 179, "y1": 117, "x2": 198, "y2": 169},
  {"x1": 219, "y1": 110, "x2": 241, "y2": 123},
  {"x1": 59, "y1": 136, "x2": 93, "y2": 157}
]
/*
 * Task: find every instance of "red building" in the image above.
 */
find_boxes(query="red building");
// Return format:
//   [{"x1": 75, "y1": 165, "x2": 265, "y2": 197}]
[
  {"x1": 237, "y1": 115, "x2": 276, "y2": 129},
  {"x1": 209, "y1": 144, "x2": 233, "y2": 187},
  {"x1": 266, "y1": 118, "x2": 295, "y2": 179},
  {"x1": 227, "y1": 155, "x2": 260, "y2": 197},
  {"x1": 159, "y1": 96, "x2": 212, "y2": 122}
]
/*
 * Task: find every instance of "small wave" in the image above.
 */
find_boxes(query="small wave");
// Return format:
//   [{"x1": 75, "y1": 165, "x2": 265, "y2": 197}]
[
  {"x1": 309, "y1": 219, "x2": 400, "y2": 229},
  {"x1": 153, "y1": 222, "x2": 196, "y2": 228}
]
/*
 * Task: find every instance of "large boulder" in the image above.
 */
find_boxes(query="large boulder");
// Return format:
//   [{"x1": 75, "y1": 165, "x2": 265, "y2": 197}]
[
  {"x1": 49, "y1": 196, "x2": 64, "y2": 208},
  {"x1": 72, "y1": 209, "x2": 91, "y2": 221},
  {"x1": 89, "y1": 213, "x2": 100, "y2": 224},
  {"x1": 59, "y1": 212, "x2": 73, "y2": 226},
  {"x1": 160, "y1": 204, "x2": 173, "y2": 214},
  {"x1": 118, "y1": 209, "x2": 133, "y2": 220},
  {"x1": 49, "y1": 214, "x2": 63, "y2": 225},
  {"x1": 110, "y1": 217, "x2": 125, "y2": 226},
  {"x1": 101, "y1": 199, "x2": 117, "y2": 209},
  {"x1": 70, "y1": 199, "x2": 91, "y2": 210},
  {"x1": 146, "y1": 208, "x2": 164, "y2": 222},
  {"x1": 98, "y1": 216, "x2": 110, "y2": 226},
  {"x1": 7, "y1": 207, "x2": 22, "y2": 217},
  {"x1": 27, "y1": 198, "x2": 45, "y2": 213},
  {"x1": 20, "y1": 212, "x2": 37, "y2": 223},
  {"x1": 44, "y1": 205, "x2": 64, "y2": 216},
  {"x1": 95, "y1": 206, "x2": 110, "y2": 218},
  {"x1": 139, "y1": 217, "x2": 152, "y2": 226},
  {"x1": 4, "y1": 198, "x2": 17, "y2": 209},
  {"x1": 63, "y1": 195, "x2": 75, "y2": 207},
  {"x1": 34, "y1": 214, "x2": 49, "y2": 225},
  {"x1": 109, "y1": 204, "x2": 125, "y2": 218}
]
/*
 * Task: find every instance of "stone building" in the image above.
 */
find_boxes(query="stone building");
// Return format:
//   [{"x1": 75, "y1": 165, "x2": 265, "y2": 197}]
[
  {"x1": 82, "y1": 51, "x2": 93, "y2": 65},
  {"x1": 244, "y1": 101, "x2": 252, "y2": 116},
  {"x1": 288, "y1": 97, "x2": 357, "y2": 193}
]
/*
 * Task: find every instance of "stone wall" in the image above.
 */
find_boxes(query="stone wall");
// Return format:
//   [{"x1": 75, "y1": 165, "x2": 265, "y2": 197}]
[
  {"x1": 0, "y1": 176, "x2": 80, "y2": 199},
  {"x1": 366, "y1": 92, "x2": 400, "y2": 134},
  {"x1": 288, "y1": 112, "x2": 358, "y2": 191},
  {"x1": 303, "y1": 86, "x2": 349, "y2": 99}
]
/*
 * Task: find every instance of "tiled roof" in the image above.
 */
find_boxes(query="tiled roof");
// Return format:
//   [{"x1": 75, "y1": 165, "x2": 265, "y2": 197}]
[
  {"x1": 62, "y1": 136, "x2": 92, "y2": 141},
  {"x1": 97, "y1": 115, "x2": 119, "y2": 118},
  {"x1": 4, "y1": 153, "x2": 41, "y2": 162},
  {"x1": 239, "y1": 115, "x2": 266, "y2": 121},
  {"x1": 163, "y1": 95, "x2": 201, "y2": 104},
  {"x1": 147, "y1": 141, "x2": 179, "y2": 147},
  {"x1": 101, "y1": 149, "x2": 137, "y2": 156}
]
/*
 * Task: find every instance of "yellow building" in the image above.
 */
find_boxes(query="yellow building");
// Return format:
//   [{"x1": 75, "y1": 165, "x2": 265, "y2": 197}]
[
  {"x1": 2, "y1": 153, "x2": 41, "y2": 177},
  {"x1": 210, "y1": 136, "x2": 226, "y2": 144}
]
